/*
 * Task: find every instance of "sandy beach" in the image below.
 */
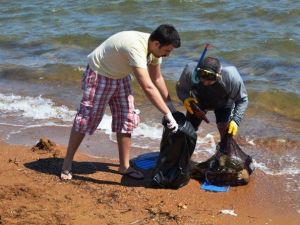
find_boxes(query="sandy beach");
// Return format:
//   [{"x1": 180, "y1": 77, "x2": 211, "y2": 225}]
[{"x1": 0, "y1": 138, "x2": 299, "y2": 225}]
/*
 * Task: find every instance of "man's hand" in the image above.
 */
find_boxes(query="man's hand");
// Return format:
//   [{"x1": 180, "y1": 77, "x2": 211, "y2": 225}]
[
  {"x1": 164, "y1": 112, "x2": 178, "y2": 133},
  {"x1": 183, "y1": 97, "x2": 198, "y2": 114},
  {"x1": 184, "y1": 97, "x2": 209, "y2": 123},
  {"x1": 228, "y1": 120, "x2": 238, "y2": 136}
]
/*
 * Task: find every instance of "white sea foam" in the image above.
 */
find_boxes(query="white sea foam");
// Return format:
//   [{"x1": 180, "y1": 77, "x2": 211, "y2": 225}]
[
  {"x1": 0, "y1": 93, "x2": 75, "y2": 121},
  {"x1": 254, "y1": 161, "x2": 300, "y2": 176},
  {"x1": 0, "y1": 93, "x2": 164, "y2": 143},
  {"x1": 97, "y1": 114, "x2": 163, "y2": 149},
  {"x1": 76, "y1": 66, "x2": 86, "y2": 72},
  {"x1": 132, "y1": 123, "x2": 163, "y2": 140},
  {"x1": 97, "y1": 114, "x2": 163, "y2": 140},
  {"x1": 0, "y1": 122, "x2": 23, "y2": 127}
]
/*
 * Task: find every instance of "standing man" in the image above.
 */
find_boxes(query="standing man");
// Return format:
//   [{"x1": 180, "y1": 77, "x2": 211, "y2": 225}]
[
  {"x1": 176, "y1": 56, "x2": 248, "y2": 140},
  {"x1": 61, "y1": 24, "x2": 180, "y2": 180}
]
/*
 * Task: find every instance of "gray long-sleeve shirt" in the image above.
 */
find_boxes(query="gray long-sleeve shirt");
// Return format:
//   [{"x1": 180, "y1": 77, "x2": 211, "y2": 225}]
[{"x1": 176, "y1": 63, "x2": 248, "y2": 125}]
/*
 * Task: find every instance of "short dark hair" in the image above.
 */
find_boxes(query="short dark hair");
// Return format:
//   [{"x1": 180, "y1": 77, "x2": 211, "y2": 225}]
[
  {"x1": 149, "y1": 24, "x2": 181, "y2": 48},
  {"x1": 199, "y1": 57, "x2": 221, "y2": 73}
]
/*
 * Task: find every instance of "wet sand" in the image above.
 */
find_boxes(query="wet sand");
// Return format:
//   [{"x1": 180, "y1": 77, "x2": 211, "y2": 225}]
[{"x1": 0, "y1": 138, "x2": 299, "y2": 225}]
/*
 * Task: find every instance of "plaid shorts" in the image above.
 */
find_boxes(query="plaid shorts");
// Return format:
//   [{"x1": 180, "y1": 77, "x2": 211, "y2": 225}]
[{"x1": 73, "y1": 65, "x2": 140, "y2": 134}]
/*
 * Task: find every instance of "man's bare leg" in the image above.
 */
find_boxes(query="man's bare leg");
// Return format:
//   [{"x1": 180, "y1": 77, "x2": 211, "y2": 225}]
[
  {"x1": 62, "y1": 127, "x2": 85, "y2": 172},
  {"x1": 116, "y1": 132, "x2": 144, "y2": 179},
  {"x1": 116, "y1": 133, "x2": 131, "y2": 172}
]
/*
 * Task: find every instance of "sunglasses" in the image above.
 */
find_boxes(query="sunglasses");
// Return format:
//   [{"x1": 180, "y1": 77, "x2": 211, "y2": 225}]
[{"x1": 197, "y1": 68, "x2": 221, "y2": 81}]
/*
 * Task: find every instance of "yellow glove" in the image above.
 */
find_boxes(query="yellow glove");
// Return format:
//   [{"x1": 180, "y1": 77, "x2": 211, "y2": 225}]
[
  {"x1": 183, "y1": 97, "x2": 198, "y2": 114},
  {"x1": 228, "y1": 120, "x2": 238, "y2": 136}
]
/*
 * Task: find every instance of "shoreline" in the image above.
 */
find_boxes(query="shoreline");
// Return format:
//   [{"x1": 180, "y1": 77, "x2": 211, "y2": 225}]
[{"x1": 0, "y1": 138, "x2": 299, "y2": 225}]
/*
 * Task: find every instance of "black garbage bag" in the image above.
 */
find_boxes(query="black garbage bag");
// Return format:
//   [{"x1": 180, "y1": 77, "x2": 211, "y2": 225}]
[
  {"x1": 152, "y1": 111, "x2": 197, "y2": 189},
  {"x1": 191, "y1": 134, "x2": 255, "y2": 186}
]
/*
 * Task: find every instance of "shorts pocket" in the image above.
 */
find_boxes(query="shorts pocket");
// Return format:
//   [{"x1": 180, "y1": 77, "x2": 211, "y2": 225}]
[
  {"x1": 127, "y1": 95, "x2": 140, "y2": 130},
  {"x1": 82, "y1": 66, "x2": 98, "y2": 90},
  {"x1": 131, "y1": 109, "x2": 140, "y2": 128}
]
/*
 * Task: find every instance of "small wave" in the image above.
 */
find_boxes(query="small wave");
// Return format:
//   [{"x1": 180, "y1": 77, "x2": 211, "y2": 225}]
[
  {"x1": 254, "y1": 161, "x2": 300, "y2": 176},
  {"x1": 50, "y1": 34, "x2": 100, "y2": 49},
  {"x1": 0, "y1": 92, "x2": 165, "y2": 143},
  {"x1": 0, "y1": 64, "x2": 83, "y2": 87},
  {"x1": 0, "y1": 93, "x2": 76, "y2": 121},
  {"x1": 97, "y1": 114, "x2": 163, "y2": 141},
  {"x1": 249, "y1": 90, "x2": 300, "y2": 121}
]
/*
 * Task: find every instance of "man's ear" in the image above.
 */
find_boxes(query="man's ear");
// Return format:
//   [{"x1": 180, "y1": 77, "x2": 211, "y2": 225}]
[{"x1": 153, "y1": 40, "x2": 160, "y2": 48}]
